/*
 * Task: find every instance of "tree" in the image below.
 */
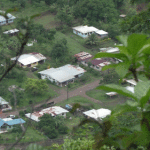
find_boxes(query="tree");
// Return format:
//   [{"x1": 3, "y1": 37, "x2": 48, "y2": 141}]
[
  {"x1": 56, "y1": 5, "x2": 74, "y2": 26},
  {"x1": 91, "y1": 33, "x2": 150, "y2": 149},
  {"x1": 85, "y1": 34, "x2": 99, "y2": 46},
  {"x1": 25, "y1": 78, "x2": 48, "y2": 96},
  {"x1": 50, "y1": 38, "x2": 69, "y2": 62}
]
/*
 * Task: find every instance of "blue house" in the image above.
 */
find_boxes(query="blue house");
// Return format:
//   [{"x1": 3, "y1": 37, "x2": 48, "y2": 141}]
[
  {"x1": 72, "y1": 25, "x2": 108, "y2": 39},
  {"x1": 0, "y1": 10, "x2": 16, "y2": 26},
  {"x1": 0, "y1": 118, "x2": 25, "y2": 133}
]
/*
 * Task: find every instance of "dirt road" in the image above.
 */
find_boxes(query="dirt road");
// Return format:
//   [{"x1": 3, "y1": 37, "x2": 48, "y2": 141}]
[{"x1": 0, "y1": 80, "x2": 100, "y2": 118}]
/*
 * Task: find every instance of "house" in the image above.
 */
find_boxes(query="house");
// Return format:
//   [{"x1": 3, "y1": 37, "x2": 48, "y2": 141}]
[
  {"x1": 3, "y1": 29, "x2": 19, "y2": 36},
  {"x1": 74, "y1": 52, "x2": 93, "y2": 66},
  {"x1": 72, "y1": 25, "x2": 108, "y2": 38},
  {"x1": 0, "y1": 10, "x2": 16, "y2": 26},
  {"x1": 11, "y1": 52, "x2": 46, "y2": 68},
  {"x1": 0, "y1": 97, "x2": 12, "y2": 112},
  {"x1": 25, "y1": 106, "x2": 69, "y2": 122},
  {"x1": 38, "y1": 64, "x2": 86, "y2": 87},
  {"x1": 83, "y1": 108, "x2": 111, "y2": 121},
  {"x1": 0, "y1": 118, "x2": 25, "y2": 133},
  {"x1": 90, "y1": 58, "x2": 111, "y2": 71}
]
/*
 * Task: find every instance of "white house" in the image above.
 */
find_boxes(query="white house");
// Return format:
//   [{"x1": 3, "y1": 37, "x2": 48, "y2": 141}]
[
  {"x1": 11, "y1": 52, "x2": 46, "y2": 68},
  {"x1": 125, "y1": 79, "x2": 142, "y2": 87},
  {"x1": 38, "y1": 64, "x2": 86, "y2": 87},
  {"x1": 25, "y1": 106, "x2": 69, "y2": 122},
  {"x1": 0, "y1": 97, "x2": 12, "y2": 112},
  {"x1": 0, "y1": 10, "x2": 16, "y2": 26},
  {"x1": 83, "y1": 108, "x2": 111, "y2": 121},
  {"x1": 72, "y1": 25, "x2": 108, "y2": 38}
]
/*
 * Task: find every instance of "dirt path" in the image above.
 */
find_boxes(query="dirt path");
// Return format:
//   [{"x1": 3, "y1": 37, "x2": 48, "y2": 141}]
[{"x1": 0, "y1": 80, "x2": 101, "y2": 118}]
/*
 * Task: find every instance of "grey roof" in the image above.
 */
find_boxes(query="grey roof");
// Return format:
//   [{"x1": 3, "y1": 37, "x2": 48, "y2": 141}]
[
  {"x1": 39, "y1": 64, "x2": 86, "y2": 83},
  {"x1": 0, "y1": 97, "x2": 8, "y2": 105}
]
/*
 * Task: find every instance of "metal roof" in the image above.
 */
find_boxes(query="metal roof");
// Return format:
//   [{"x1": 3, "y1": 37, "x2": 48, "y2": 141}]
[
  {"x1": 72, "y1": 25, "x2": 99, "y2": 34},
  {"x1": 39, "y1": 64, "x2": 86, "y2": 83},
  {"x1": 83, "y1": 108, "x2": 111, "y2": 120},
  {"x1": 74, "y1": 52, "x2": 93, "y2": 61},
  {"x1": 0, "y1": 118, "x2": 25, "y2": 127},
  {"x1": 11, "y1": 53, "x2": 46, "y2": 66},
  {"x1": 97, "y1": 61, "x2": 111, "y2": 67},
  {"x1": 0, "y1": 10, "x2": 16, "y2": 22},
  {"x1": 95, "y1": 30, "x2": 108, "y2": 35},
  {"x1": 0, "y1": 97, "x2": 8, "y2": 105},
  {"x1": 3, "y1": 28, "x2": 19, "y2": 34},
  {"x1": 106, "y1": 92, "x2": 117, "y2": 96},
  {"x1": 91, "y1": 59, "x2": 106, "y2": 66},
  {"x1": 106, "y1": 47, "x2": 119, "y2": 53},
  {"x1": 25, "y1": 106, "x2": 69, "y2": 122}
]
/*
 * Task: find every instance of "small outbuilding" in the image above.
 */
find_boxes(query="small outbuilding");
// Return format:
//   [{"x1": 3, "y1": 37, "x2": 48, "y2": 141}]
[
  {"x1": 83, "y1": 108, "x2": 111, "y2": 121},
  {"x1": 0, "y1": 97, "x2": 12, "y2": 112},
  {"x1": 3, "y1": 29, "x2": 19, "y2": 36}
]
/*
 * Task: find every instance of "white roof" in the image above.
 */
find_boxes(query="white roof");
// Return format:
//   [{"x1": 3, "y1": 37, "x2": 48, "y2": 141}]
[
  {"x1": 125, "y1": 86, "x2": 134, "y2": 93},
  {"x1": 0, "y1": 97, "x2": 8, "y2": 105},
  {"x1": 25, "y1": 113, "x2": 40, "y2": 122},
  {"x1": 39, "y1": 64, "x2": 86, "y2": 83},
  {"x1": 106, "y1": 47, "x2": 119, "y2": 53},
  {"x1": 125, "y1": 79, "x2": 137, "y2": 86},
  {"x1": 0, "y1": 10, "x2": 16, "y2": 22},
  {"x1": 72, "y1": 25, "x2": 99, "y2": 34},
  {"x1": 95, "y1": 30, "x2": 108, "y2": 35},
  {"x1": 3, "y1": 118, "x2": 13, "y2": 121},
  {"x1": 3, "y1": 29, "x2": 19, "y2": 34},
  {"x1": 83, "y1": 108, "x2": 111, "y2": 120},
  {"x1": 11, "y1": 53, "x2": 46, "y2": 66},
  {"x1": 25, "y1": 106, "x2": 69, "y2": 122},
  {"x1": 106, "y1": 92, "x2": 117, "y2": 96}
]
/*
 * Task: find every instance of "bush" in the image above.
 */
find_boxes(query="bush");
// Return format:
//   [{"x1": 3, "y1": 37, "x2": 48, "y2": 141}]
[
  {"x1": 11, "y1": 125, "x2": 22, "y2": 133},
  {"x1": 58, "y1": 125, "x2": 68, "y2": 134},
  {"x1": 19, "y1": 111, "x2": 25, "y2": 117},
  {"x1": 79, "y1": 74, "x2": 90, "y2": 83}
]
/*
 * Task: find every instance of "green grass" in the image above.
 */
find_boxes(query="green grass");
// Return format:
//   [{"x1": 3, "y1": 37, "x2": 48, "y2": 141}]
[
  {"x1": 0, "y1": 127, "x2": 47, "y2": 144},
  {"x1": 56, "y1": 95, "x2": 102, "y2": 109}
]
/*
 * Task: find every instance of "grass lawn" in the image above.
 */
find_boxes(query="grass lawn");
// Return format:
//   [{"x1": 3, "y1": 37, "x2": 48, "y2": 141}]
[
  {"x1": 86, "y1": 88, "x2": 128, "y2": 110},
  {"x1": 0, "y1": 127, "x2": 47, "y2": 144},
  {"x1": 56, "y1": 95, "x2": 102, "y2": 109}
]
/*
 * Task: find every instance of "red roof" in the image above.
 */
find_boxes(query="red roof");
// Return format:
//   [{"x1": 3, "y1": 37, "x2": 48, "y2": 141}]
[{"x1": 91, "y1": 59, "x2": 106, "y2": 66}]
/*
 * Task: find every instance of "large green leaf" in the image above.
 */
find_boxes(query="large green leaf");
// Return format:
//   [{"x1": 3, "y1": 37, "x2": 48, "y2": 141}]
[
  {"x1": 96, "y1": 84, "x2": 138, "y2": 101},
  {"x1": 101, "y1": 64, "x2": 119, "y2": 71},
  {"x1": 117, "y1": 46, "x2": 130, "y2": 58},
  {"x1": 117, "y1": 35, "x2": 128, "y2": 47},
  {"x1": 127, "y1": 34, "x2": 148, "y2": 56},
  {"x1": 115, "y1": 62, "x2": 130, "y2": 79},
  {"x1": 94, "y1": 53, "x2": 128, "y2": 60}
]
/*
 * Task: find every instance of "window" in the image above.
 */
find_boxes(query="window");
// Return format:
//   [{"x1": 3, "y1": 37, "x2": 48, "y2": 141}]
[{"x1": 62, "y1": 113, "x2": 64, "y2": 115}]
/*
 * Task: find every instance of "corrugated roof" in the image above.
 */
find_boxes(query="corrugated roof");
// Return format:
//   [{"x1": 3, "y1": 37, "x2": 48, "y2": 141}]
[
  {"x1": 39, "y1": 64, "x2": 86, "y2": 83},
  {"x1": 125, "y1": 86, "x2": 134, "y2": 93},
  {"x1": 83, "y1": 108, "x2": 111, "y2": 120},
  {"x1": 95, "y1": 30, "x2": 108, "y2": 35},
  {"x1": 0, "y1": 97, "x2": 8, "y2": 105},
  {"x1": 106, "y1": 47, "x2": 119, "y2": 53},
  {"x1": 72, "y1": 25, "x2": 99, "y2": 34},
  {"x1": 0, "y1": 10, "x2": 16, "y2": 22},
  {"x1": 3, "y1": 28, "x2": 19, "y2": 34},
  {"x1": 0, "y1": 118, "x2": 25, "y2": 127},
  {"x1": 5, "y1": 118, "x2": 25, "y2": 125},
  {"x1": 91, "y1": 59, "x2": 106, "y2": 66},
  {"x1": 25, "y1": 106, "x2": 69, "y2": 122},
  {"x1": 11, "y1": 53, "x2": 46, "y2": 66},
  {"x1": 74, "y1": 52, "x2": 93, "y2": 61}
]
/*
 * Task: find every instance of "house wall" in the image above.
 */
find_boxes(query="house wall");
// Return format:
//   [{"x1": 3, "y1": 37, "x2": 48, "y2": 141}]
[
  {"x1": 31, "y1": 62, "x2": 38, "y2": 67},
  {"x1": 81, "y1": 61, "x2": 88, "y2": 66},
  {"x1": 73, "y1": 29, "x2": 89, "y2": 38},
  {"x1": 0, "y1": 20, "x2": 6, "y2": 26},
  {"x1": 7, "y1": 19, "x2": 14, "y2": 24}
]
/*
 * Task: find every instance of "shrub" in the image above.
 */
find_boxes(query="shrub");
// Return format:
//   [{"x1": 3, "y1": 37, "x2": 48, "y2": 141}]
[{"x1": 58, "y1": 125, "x2": 68, "y2": 134}]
